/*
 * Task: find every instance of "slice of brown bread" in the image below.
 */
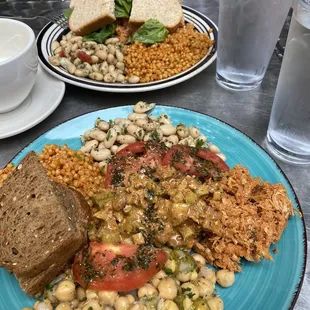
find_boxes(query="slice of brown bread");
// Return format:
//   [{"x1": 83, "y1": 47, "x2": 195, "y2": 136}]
[
  {"x1": 18, "y1": 261, "x2": 69, "y2": 297},
  {"x1": 129, "y1": 0, "x2": 184, "y2": 33},
  {"x1": 0, "y1": 152, "x2": 90, "y2": 280},
  {"x1": 69, "y1": 0, "x2": 116, "y2": 36}
]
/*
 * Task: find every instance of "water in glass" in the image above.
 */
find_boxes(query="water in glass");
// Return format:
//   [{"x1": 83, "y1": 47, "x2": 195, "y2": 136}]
[
  {"x1": 216, "y1": 0, "x2": 291, "y2": 91},
  {"x1": 267, "y1": 0, "x2": 310, "y2": 164}
]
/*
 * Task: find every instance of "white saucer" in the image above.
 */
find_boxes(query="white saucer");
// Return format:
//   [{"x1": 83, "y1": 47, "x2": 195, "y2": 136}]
[{"x1": 0, "y1": 64, "x2": 65, "y2": 139}]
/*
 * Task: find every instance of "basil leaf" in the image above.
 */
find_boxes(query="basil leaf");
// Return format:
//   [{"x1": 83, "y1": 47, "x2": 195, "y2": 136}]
[
  {"x1": 115, "y1": 0, "x2": 132, "y2": 18},
  {"x1": 83, "y1": 24, "x2": 116, "y2": 44},
  {"x1": 63, "y1": 8, "x2": 73, "y2": 20},
  {"x1": 133, "y1": 19, "x2": 169, "y2": 44}
]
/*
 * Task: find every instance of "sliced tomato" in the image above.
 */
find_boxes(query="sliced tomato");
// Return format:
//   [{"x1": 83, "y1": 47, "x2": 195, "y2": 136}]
[
  {"x1": 105, "y1": 142, "x2": 166, "y2": 187},
  {"x1": 58, "y1": 49, "x2": 65, "y2": 57},
  {"x1": 77, "y1": 51, "x2": 92, "y2": 64},
  {"x1": 196, "y1": 148, "x2": 229, "y2": 171},
  {"x1": 162, "y1": 145, "x2": 229, "y2": 177},
  {"x1": 116, "y1": 142, "x2": 146, "y2": 157},
  {"x1": 73, "y1": 242, "x2": 168, "y2": 291}
]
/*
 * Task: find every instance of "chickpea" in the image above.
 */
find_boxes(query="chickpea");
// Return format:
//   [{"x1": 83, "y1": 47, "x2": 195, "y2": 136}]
[
  {"x1": 158, "y1": 300, "x2": 179, "y2": 310},
  {"x1": 82, "y1": 300, "x2": 103, "y2": 310},
  {"x1": 54, "y1": 280, "x2": 76, "y2": 302},
  {"x1": 181, "y1": 282, "x2": 199, "y2": 300},
  {"x1": 86, "y1": 289, "x2": 98, "y2": 300},
  {"x1": 199, "y1": 267, "x2": 216, "y2": 284},
  {"x1": 98, "y1": 291, "x2": 118, "y2": 306},
  {"x1": 158, "y1": 277, "x2": 178, "y2": 300},
  {"x1": 34, "y1": 300, "x2": 53, "y2": 310},
  {"x1": 137, "y1": 284, "x2": 158, "y2": 298},
  {"x1": 207, "y1": 297, "x2": 224, "y2": 310},
  {"x1": 195, "y1": 278, "x2": 214, "y2": 298},
  {"x1": 216, "y1": 270, "x2": 235, "y2": 287},
  {"x1": 55, "y1": 302, "x2": 71, "y2": 310},
  {"x1": 130, "y1": 304, "x2": 147, "y2": 310},
  {"x1": 151, "y1": 270, "x2": 167, "y2": 287},
  {"x1": 165, "y1": 259, "x2": 177, "y2": 273},
  {"x1": 192, "y1": 254, "x2": 206, "y2": 267},
  {"x1": 176, "y1": 271, "x2": 191, "y2": 282},
  {"x1": 114, "y1": 295, "x2": 134, "y2": 310},
  {"x1": 77, "y1": 287, "x2": 86, "y2": 301}
]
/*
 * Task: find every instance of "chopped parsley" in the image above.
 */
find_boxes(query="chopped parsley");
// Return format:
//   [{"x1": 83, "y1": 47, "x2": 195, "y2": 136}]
[
  {"x1": 164, "y1": 267, "x2": 174, "y2": 275},
  {"x1": 88, "y1": 224, "x2": 94, "y2": 231},
  {"x1": 149, "y1": 130, "x2": 160, "y2": 142},
  {"x1": 195, "y1": 138, "x2": 205, "y2": 149},
  {"x1": 45, "y1": 283, "x2": 54, "y2": 292},
  {"x1": 106, "y1": 130, "x2": 112, "y2": 141},
  {"x1": 182, "y1": 287, "x2": 195, "y2": 298},
  {"x1": 109, "y1": 119, "x2": 114, "y2": 126}
]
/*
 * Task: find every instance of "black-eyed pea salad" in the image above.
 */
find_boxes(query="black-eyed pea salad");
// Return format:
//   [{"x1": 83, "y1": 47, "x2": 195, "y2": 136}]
[
  {"x1": 49, "y1": 32, "x2": 138, "y2": 84},
  {"x1": 79, "y1": 101, "x2": 227, "y2": 172}
]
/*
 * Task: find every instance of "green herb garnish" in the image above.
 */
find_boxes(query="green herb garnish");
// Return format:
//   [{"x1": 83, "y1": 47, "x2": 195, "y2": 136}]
[
  {"x1": 133, "y1": 19, "x2": 169, "y2": 44},
  {"x1": 195, "y1": 138, "x2": 205, "y2": 149},
  {"x1": 83, "y1": 24, "x2": 116, "y2": 44},
  {"x1": 164, "y1": 267, "x2": 174, "y2": 275},
  {"x1": 45, "y1": 283, "x2": 54, "y2": 292},
  {"x1": 115, "y1": 0, "x2": 132, "y2": 18},
  {"x1": 63, "y1": 8, "x2": 73, "y2": 20}
]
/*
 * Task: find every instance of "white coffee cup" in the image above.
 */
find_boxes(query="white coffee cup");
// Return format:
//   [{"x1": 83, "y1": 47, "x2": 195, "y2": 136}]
[{"x1": 0, "y1": 19, "x2": 38, "y2": 113}]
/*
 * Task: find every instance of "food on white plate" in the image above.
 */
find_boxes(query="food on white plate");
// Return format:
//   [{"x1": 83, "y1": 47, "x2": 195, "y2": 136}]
[
  {"x1": 0, "y1": 102, "x2": 295, "y2": 309},
  {"x1": 0, "y1": 152, "x2": 90, "y2": 296},
  {"x1": 129, "y1": 0, "x2": 184, "y2": 33},
  {"x1": 49, "y1": 0, "x2": 214, "y2": 83}
]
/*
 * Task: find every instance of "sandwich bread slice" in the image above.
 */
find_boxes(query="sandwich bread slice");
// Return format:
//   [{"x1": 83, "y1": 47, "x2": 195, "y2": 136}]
[
  {"x1": 129, "y1": 0, "x2": 184, "y2": 32},
  {"x1": 0, "y1": 152, "x2": 90, "y2": 295},
  {"x1": 69, "y1": 0, "x2": 116, "y2": 36}
]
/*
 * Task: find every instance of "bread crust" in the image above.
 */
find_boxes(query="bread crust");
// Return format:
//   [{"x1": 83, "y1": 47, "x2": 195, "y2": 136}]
[{"x1": 69, "y1": 14, "x2": 116, "y2": 36}]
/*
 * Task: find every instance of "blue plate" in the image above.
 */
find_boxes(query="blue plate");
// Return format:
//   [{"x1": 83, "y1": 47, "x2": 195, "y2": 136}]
[{"x1": 0, "y1": 106, "x2": 306, "y2": 310}]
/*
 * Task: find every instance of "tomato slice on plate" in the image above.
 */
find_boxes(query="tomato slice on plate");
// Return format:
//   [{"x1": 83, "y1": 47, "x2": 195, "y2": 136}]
[
  {"x1": 196, "y1": 148, "x2": 229, "y2": 171},
  {"x1": 105, "y1": 142, "x2": 166, "y2": 187},
  {"x1": 72, "y1": 242, "x2": 168, "y2": 292},
  {"x1": 162, "y1": 145, "x2": 229, "y2": 177}
]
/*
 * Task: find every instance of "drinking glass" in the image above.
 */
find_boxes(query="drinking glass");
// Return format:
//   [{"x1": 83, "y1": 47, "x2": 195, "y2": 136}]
[
  {"x1": 266, "y1": 0, "x2": 310, "y2": 164},
  {"x1": 216, "y1": 0, "x2": 291, "y2": 91}
]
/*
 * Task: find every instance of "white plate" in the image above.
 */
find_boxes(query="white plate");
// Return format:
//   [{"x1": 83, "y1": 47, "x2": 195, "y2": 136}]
[
  {"x1": 0, "y1": 64, "x2": 65, "y2": 139},
  {"x1": 37, "y1": 5, "x2": 218, "y2": 93}
]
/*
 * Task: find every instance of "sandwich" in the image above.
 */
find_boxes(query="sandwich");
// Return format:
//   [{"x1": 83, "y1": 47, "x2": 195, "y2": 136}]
[
  {"x1": 0, "y1": 152, "x2": 90, "y2": 296},
  {"x1": 68, "y1": 0, "x2": 184, "y2": 36}
]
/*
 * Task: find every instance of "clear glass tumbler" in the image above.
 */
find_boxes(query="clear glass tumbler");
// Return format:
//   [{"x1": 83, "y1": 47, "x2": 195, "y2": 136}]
[
  {"x1": 216, "y1": 0, "x2": 291, "y2": 91},
  {"x1": 266, "y1": 0, "x2": 310, "y2": 164}
]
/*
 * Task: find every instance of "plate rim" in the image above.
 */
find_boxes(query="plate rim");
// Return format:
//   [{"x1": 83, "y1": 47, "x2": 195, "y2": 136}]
[
  {"x1": 0, "y1": 64, "x2": 65, "y2": 139},
  {"x1": 2, "y1": 104, "x2": 307, "y2": 309},
  {"x1": 36, "y1": 5, "x2": 218, "y2": 93}
]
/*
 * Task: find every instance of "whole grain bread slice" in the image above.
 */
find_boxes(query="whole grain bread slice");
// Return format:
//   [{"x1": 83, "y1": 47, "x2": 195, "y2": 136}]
[
  {"x1": 18, "y1": 261, "x2": 69, "y2": 297},
  {"x1": 129, "y1": 0, "x2": 184, "y2": 33},
  {"x1": 0, "y1": 152, "x2": 90, "y2": 279},
  {"x1": 69, "y1": 0, "x2": 116, "y2": 36}
]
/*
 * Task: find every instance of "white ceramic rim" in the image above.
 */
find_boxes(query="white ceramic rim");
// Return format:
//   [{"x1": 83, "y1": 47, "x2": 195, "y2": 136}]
[{"x1": 0, "y1": 19, "x2": 36, "y2": 66}]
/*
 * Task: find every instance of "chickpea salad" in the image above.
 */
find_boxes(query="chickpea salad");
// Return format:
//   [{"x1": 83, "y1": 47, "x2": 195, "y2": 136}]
[{"x1": 49, "y1": 20, "x2": 214, "y2": 84}]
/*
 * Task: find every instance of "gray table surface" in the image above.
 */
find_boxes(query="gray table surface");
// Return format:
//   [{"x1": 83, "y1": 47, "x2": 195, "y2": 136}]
[{"x1": 0, "y1": 0, "x2": 309, "y2": 309}]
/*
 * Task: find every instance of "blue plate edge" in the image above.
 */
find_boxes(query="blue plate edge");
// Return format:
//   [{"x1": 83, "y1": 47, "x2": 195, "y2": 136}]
[{"x1": 3, "y1": 104, "x2": 307, "y2": 310}]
